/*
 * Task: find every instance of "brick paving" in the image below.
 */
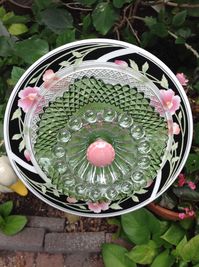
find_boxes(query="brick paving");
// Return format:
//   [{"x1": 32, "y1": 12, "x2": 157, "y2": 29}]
[{"x1": 0, "y1": 216, "x2": 119, "y2": 267}]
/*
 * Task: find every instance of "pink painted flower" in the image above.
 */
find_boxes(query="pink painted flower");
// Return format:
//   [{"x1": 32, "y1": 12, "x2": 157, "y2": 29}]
[
  {"x1": 178, "y1": 173, "x2": 186, "y2": 187},
  {"x1": 42, "y1": 69, "x2": 58, "y2": 88},
  {"x1": 18, "y1": 87, "x2": 40, "y2": 113},
  {"x1": 178, "y1": 213, "x2": 186, "y2": 220},
  {"x1": 114, "y1": 60, "x2": 128, "y2": 68},
  {"x1": 67, "y1": 196, "x2": 78, "y2": 203},
  {"x1": 187, "y1": 181, "x2": 196, "y2": 190},
  {"x1": 24, "y1": 149, "x2": 31, "y2": 162},
  {"x1": 176, "y1": 73, "x2": 189, "y2": 86},
  {"x1": 168, "y1": 121, "x2": 180, "y2": 135},
  {"x1": 159, "y1": 89, "x2": 181, "y2": 115},
  {"x1": 146, "y1": 179, "x2": 153, "y2": 187},
  {"x1": 87, "y1": 202, "x2": 110, "y2": 213}
]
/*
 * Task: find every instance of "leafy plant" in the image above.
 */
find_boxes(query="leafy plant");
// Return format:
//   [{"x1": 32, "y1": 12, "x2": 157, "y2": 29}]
[
  {"x1": 102, "y1": 208, "x2": 199, "y2": 267},
  {"x1": 0, "y1": 201, "x2": 27, "y2": 235}
]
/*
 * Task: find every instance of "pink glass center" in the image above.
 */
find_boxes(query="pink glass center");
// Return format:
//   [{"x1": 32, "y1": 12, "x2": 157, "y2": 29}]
[{"x1": 86, "y1": 139, "x2": 115, "y2": 167}]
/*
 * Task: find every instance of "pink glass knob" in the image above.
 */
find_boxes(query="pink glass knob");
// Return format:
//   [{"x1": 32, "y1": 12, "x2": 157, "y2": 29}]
[{"x1": 87, "y1": 139, "x2": 115, "y2": 167}]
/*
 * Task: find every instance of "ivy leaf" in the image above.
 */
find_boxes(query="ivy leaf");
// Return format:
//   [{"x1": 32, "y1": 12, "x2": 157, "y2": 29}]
[
  {"x1": 161, "y1": 223, "x2": 185, "y2": 245},
  {"x1": 160, "y1": 74, "x2": 169, "y2": 88},
  {"x1": 180, "y1": 235, "x2": 199, "y2": 262},
  {"x1": 150, "y1": 23, "x2": 168, "y2": 38},
  {"x1": 15, "y1": 38, "x2": 49, "y2": 64},
  {"x1": 11, "y1": 66, "x2": 25, "y2": 85},
  {"x1": 151, "y1": 250, "x2": 175, "y2": 267},
  {"x1": 113, "y1": 0, "x2": 133, "y2": 8},
  {"x1": 194, "y1": 123, "x2": 199, "y2": 145},
  {"x1": 102, "y1": 244, "x2": 135, "y2": 267},
  {"x1": 78, "y1": 0, "x2": 97, "y2": 5},
  {"x1": 129, "y1": 60, "x2": 139, "y2": 71},
  {"x1": 2, "y1": 215, "x2": 27, "y2": 235},
  {"x1": 173, "y1": 186, "x2": 199, "y2": 202},
  {"x1": 0, "y1": 36, "x2": 14, "y2": 57},
  {"x1": 172, "y1": 10, "x2": 187, "y2": 27},
  {"x1": 144, "y1": 16, "x2": 157, "y2": 27},
  {"x1": 56, "y1": 29, "x2": 75, "y2": 47},
  {"x1": 121, "y1": 209, "x2": 160, "y2": 245},
  {"x1": 126, "y1": 240, "x2": 158, "y2": 265},
  {"x1": 0, "y1": 201, "x2": 13, "y2": 217},
  {"x1": 8, "y1": 23, "x2": 28, "y2": 36},
  {"x1": 12, "y1": 134, "x2": 22, "y2": 140},
  {"x1": 11, "y1": 108, "x2": 22, "y2": 120},
  {"x1": 142, "y1": 62, "x2": 149, "y2": 73},
  {"x1": 185, "y1": 153, "x2": 199, "y2": 173},
  {"x1": 41, "y1": 8, "x2": 73, "y2": 33},
  {"x1": 92, "y1": 3, "x2": 118, "y2": 35}
]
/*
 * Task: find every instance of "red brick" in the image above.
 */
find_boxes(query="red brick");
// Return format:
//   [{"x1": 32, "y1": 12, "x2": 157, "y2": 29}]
[
  {"x1": 45, "y1": 232, "x2": 105, "y2": 253},
  {"x1": 64, "y1": 253, "x2": 104, "y2": 267},
  {"x1": 0, "y1": 228, "x2": 45, "y2": 252},
  {"x1": 36, "y1": 253, "x2": 64, "y2": 267},
  {"x1": 27, "y1": 216, "x2": 65, "y2": 232}
]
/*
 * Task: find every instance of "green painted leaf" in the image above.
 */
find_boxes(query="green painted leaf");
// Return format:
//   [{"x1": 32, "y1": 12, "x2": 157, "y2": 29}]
[
  {"x1": 56, "y1": 29, "x2": 75, "y2": 47},
  {"x1": 12, "y1": 134, "x2": 22, "y2": 140},
  {"x1": 126, "y1": 240, "x2": 158, "y2": 264},
  {"x1": 92, "y1": 3, "x2": 118, "y2": 35},
  {"x1": 110, "y1": 203, "x2": 123, "y2": 210},
  {"x1": 160, "y1": 74, "x2": 169, "y2": 88},
  {"x1": 142, "y1": 62, "x2": 149, "y2": 73},
  {"x1": 15, "y1": 38, "x2": 49, "y2": 64},
  {"x1": 0, "y1": 201, "x2": 13, "y2": 217},
  {"x1": 131, "y1": 195, "x2": 139, "y2": 202},
  {"x1": 151, "y1": 250, "x2": 175, "y2": 267},
  {"x1": 180, "y1": 235, "x2": 199, "y2": 262},
  {"x1": 129, "y1": 60, "x2": 139, "y2": 71},
  {"x1": 11, "y1": 108, "x2": 22, "y2": 120},
  {"x1": 11, "y1": 66, "x2": 25, "y2": 85},
  {"x1": 121, "y1": 209, "x2": 160, "y2": 245},
  {"x1": 19, "y1": 139, "x2": 25, "y2": 152},
  {"x1": 72, "y1": 51, "x2": 82, "y2": 58},
  {"x1": 161, "y1": 223, "x2": 185, "y2": 245},
  {"x1": 2, "y1": 215, "x2": 27, "y2": 235},
  {"x1": 41, "y1": 8, "x2": 73, "y2": 33},
  {"x1": 172, "y1": 10, "x2": 187, "y2": 27},
  {"x1": 102, "y1": 244, "x2": 136, "y2": 267},
  {"x1": 8, "y1": 23, "x2": 28, "y2": 36}
]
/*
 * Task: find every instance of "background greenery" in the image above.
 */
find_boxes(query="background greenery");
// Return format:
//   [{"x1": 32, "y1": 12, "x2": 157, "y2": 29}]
[{"x1": 0, "y1": 0, "x2": 199, "y2": 164}]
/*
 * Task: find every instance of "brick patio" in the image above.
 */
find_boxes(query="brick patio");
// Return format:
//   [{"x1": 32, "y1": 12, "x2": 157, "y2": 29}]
[{"x1": 0, "y1": 216, "x2": 128, "y2": 267}]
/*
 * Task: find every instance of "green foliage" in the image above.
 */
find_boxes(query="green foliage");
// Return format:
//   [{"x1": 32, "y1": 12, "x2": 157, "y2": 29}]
[
  {"x1": 92, "y1": 3, "x2": 118, "y2": 35},
  {"x1": 15, "y1": 38, "x2": 49, "y2": 64},
  {"x1": 102, "y1": 243, "x2": 135, "y2": 267},
  {"x1": 126, "y1": 240, "x2": 158, "y2": 265},
  {"x1": 103, "y1": 208, "x2": 199, "y2": 266},
  {"x1": 0, "y1": 201, "x2": 27, "y2": 236},
  {"x1": 121, "y1": 208, "x2": 160, "y2": 245}
]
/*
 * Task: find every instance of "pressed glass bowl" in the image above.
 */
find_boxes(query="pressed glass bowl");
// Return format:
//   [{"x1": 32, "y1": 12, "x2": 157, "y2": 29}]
[{"x1": 24, "y1": 61, "x2": 172, "y2": 203}]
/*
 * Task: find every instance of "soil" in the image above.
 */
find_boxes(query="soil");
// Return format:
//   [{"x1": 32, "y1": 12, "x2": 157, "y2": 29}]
[{"x1": 0, "y1": 191, "x2": 117, "y2": 233}]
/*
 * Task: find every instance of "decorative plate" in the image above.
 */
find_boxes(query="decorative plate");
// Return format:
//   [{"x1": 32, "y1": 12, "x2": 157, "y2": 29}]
[{"x1": 4, "y1": 39, "x2": 193, "y2": 217}]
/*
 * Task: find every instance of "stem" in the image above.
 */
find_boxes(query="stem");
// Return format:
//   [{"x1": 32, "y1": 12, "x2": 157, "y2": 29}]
[
  {"x1": 63, "y1": 2, "x2": 92, "y2": 11},
  {"x1": 126, "y1": 18, "x2": 141, "y2": 44},
  {"x1": 142, "y1": 0, "x2": 199, "y2": 8},
  {"x1": 168, "y1": 31, "x2": 199, "y2": 59}
]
